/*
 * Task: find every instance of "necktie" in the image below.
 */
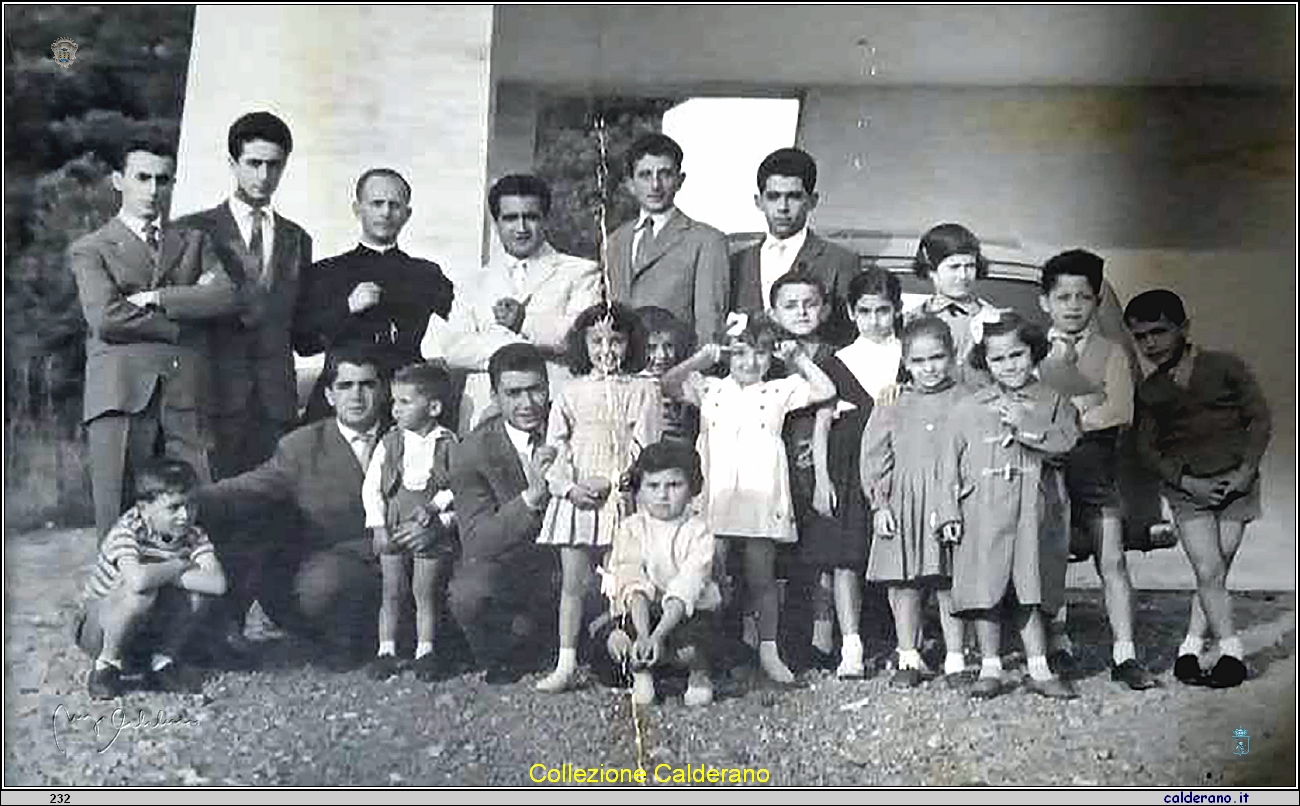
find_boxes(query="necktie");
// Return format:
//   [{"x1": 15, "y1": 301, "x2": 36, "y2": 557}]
[
  {"x1": 354, "y1": 432, "x2": 376, "y2": 470},
  {"x1": 1054, "y1": 333, "x2": 1080, "y2": 364},
  {"x1": 511, "y1": 259, "x2": 528, "y2": 293},
  {"x1": 634, "y1": 217, "x2": 655, "y2": 266},
  {"x1": 248, "y1": 207, "x2": 266, "y2": 280},
  {"x1": 142, "y1": 221, "x2": 160, "y2": 253}
]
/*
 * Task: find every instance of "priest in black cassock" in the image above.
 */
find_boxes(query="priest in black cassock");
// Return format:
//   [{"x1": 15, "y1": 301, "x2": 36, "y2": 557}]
[{"x1": 293, "y1": 168, "x2": 455, "y2": 422}]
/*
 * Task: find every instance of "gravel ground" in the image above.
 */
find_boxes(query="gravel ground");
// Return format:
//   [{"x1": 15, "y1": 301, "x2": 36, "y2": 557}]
[{"x1": 5, "y1": 527, "x2": 1295, "y2": 788}]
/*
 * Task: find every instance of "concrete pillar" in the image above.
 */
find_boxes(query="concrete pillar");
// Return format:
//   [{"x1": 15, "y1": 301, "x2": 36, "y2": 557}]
[{"x1": 172, "y1": 5, "x2": 495, "y2": 278}]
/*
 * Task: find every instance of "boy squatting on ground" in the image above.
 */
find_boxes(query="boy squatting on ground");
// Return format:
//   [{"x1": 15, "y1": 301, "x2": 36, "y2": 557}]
[
  {"x1": 1125, "y1": 289, "x2": 1271, "y2": 689},
  {"x1": 600, "y1": 440, "x2": 721, "y2": 707},
  {"x1": 76, "y1": 458, "x2": 228, "y2": 700}
]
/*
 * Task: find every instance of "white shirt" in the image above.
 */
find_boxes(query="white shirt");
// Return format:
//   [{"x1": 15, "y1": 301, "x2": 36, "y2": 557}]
[
  {"x1": 336, "y1": 420, "x2": 381, "y2": 470},
  {"x1": 227, "y1": 196, "x2": 275, "y2": 273},
  {"x1": 117, "y1": 210, "x2": 161, "y2": 245},
  {"x1": 1045, "y1": 322, "x2": 1134, "y2": 432},
  {"x1": 503, "y1": 420, "x2": 541, "y2": 473},
  {"x1": 759, "y1": 226, "x2": 808, "y2": 309},
  {"x1": 361, "y1": 425, "x2": 456, "y2": 528},
  {"x1": 632, "y1": 208, "x2": 678, "y2": 259},
  {"x1": 359, "y1": 238, "x2": 398, "y2": 253},
  {"x1": 836, "y1": 336, "x2": 903, "y2": 401}
]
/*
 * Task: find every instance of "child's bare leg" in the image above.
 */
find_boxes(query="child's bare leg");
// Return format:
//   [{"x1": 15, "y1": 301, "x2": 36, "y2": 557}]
[
  {"x1": 1015, "y1": 604, "x2": 1053, "y2": 681},
  {"x1": 833, "y1": 568, "x2": 864, "y2": 677},
  {"x1": 537, "y1": 546, "x2": 589, "y2": 692},
  {"x1": 968, "y1": 610, "x2": 1005, "y2": 697},
  {"x1": 412, "y1": 556, "x2": 445, "y2": 658},
  {"x1": 811, "y1": 570, "x2": 835, "y2": 654},
  {"x1": 1183, "y1": 517, "x2": 1249, "y2": 654},
  {"x1": 97, "y1": 586, "x2": 157, "y2": 668},
  {"x1": 934, "y1": 587, "x2": 966, "y2": 675},
  {"x1": 1179, "y1": 515, "x2": 1237, "y2": 648},
  {"x1": 744, "y1": 538, "x2": 793, "y2": 683},
  {"x1": 887, "y1": 584, "x2": 923, "y2": 668},
  {"x1": 377, "y1": 554, "x2": 409, "y2": 656},
  {"x1": 1089, "y1": 511, "x2": 1136, "y2": 661}
]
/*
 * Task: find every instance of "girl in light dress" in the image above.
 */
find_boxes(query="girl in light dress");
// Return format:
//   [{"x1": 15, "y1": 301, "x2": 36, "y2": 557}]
[
  {"x1": 663, "y1": 312, "x2": 836, "y2": 684},
  {"x1": 535, "y1": 302, "x2": 662, "y2": 692}
]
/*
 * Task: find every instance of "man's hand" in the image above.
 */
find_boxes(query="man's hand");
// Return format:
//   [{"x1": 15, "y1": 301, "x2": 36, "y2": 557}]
[
  {"x1": 522, "y1": 444, "x2": 557, "y2": 510},
  {"x1": 391, "y1": 520, "x2": 439, "y2": 554},
  {"x1": 371, "y1": 526, "x2": 391, "y2": 556},
  {"x1": 632, "y1": 634, "x2": 662, "y2": 668},
  {"x1": 873, "y1": 508, "x2": 896, "y2": 539},
  {"x1": 813, "y1": 477, "x2": 836, "y2": 518},
  {"x1": 127, "y1": 290, "x2": 160, "y2": 308},
  {"x1": 1181, "y1": 475, "x2": 1221, "y2": 507},
  {"x1": 347, "y1": 281, "x2": 383, "y2": 314},
  {"x1": 606, "y1": 627, "x2": 632, "y2": 665},
  {"x1": 568, "y1": 478, "x2": 613, "y2": 511},
  {"x1": 492, "y1": 297, "x2": 526, "y2": 333}
]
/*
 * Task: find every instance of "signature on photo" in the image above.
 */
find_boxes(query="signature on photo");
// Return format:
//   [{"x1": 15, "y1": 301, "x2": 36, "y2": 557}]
[{"x1": 51, "y1": 702, "x2": 198, "y2": 754}]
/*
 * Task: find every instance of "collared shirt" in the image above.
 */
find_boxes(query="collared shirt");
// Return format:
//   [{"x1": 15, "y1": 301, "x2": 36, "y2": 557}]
[
  {"x1": 503, "y1": 420, "x2": 542, "y2": 474},
  {"x1": 632, "y1": 207, "x2": 677, "y2": 259},
  {"x1": 361, "y1": 425, "x2": 456, "y2": 528},
  {"x1": 228, "y1": 196, "x2": 275, "y2": 271},
  {"x1": 358, "y1": 238, "x2": 399, "y2": 254},
  {"x1": 502, "y1": 241, "x2": 557, "y2": 296},
  {"x1": 336, "y1": 419, "x2": 382, "y2": 469},
  {"x1": 912, "y1": 294, "x2": 992, "y2": 366},
  {"x1": 85, "y1": 504, "x2": 215, "y2": 600},
  {"x1": 1045, "y1": 322, "x2": 1133, "y2": 432},
  {"x1": 759, "y1": 226, "x2": 809, "y2": 308},
  {"x1": 117, "y1": 210, "x2": 161, "y2": 246}
]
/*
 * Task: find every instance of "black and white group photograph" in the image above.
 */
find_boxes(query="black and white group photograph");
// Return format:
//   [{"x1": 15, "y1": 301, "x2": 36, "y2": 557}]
[{"x1": 3, "y1": 4, "x2": 1296, "y2": 796}]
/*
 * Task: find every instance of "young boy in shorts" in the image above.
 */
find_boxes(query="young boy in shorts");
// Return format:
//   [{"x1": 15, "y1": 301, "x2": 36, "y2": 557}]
[
  {"x1": 77, "y1": 458, "x2": 227, "y2": 699},
  {"x1": 1038, "y1": 250, "x2": 1157, "y2": 689},
  {"x1": 1125, "y1": 289, "x2": 1271, "y2": 688}
]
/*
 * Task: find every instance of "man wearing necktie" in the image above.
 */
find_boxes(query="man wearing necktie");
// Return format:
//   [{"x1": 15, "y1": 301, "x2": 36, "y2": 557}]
[
  {"x1": 193, "y1": 344, "x2": 396, "y2": 669},
  {"x1": 728, "y1": 148, "x2": 859, "y2": 347},
  {"x1": 69, "y1": 137, "x2": 238, "y2": 538},
  {"x1": 421, "y1": 174, "x2": 601, "y2": 432},
  {"x1": 175, "y1": 113, "x2": 315, "y2": 667},
  {"x1": 604, "y1": 134, "x2": 730, "y2": 348},
  {"x1": 294, "y1": 168, "x2": 455, "y2": 423}
]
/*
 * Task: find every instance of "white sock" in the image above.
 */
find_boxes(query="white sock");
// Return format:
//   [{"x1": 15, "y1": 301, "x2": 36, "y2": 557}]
[
  {"x1": 150, "y1": 653, "x2": 174, "y2": 672},
  {"x1": 1218, "y1": 636, "x2": 1244, "y2": 660},
  {"x1": 841, "y1": 633, "x2": 863, "y2": 656},
  {"x1": 377, "y1": 641, "x2": 397, "y2": 657},
  {"x1": 95, "y1": 656, "x2": 122, "y2": 671},
  {"x1": 980, "y1": 657, "x2": 1002, "y2": 679},
  {"x1": 1178, "y1": 634, "x2": 1205, "y2": 657},
  {"x1": 556, "y1": 646, "x2": 578, "y2": 673},
  {"x1": 1027, "y1": 654, "x2": 1053, "y2": 682},
  {"x1": 944, "y1": 652, "x2": 966, "y2": 676},
  {"x1": 812, "y1": 619, "x2": 834, "y2": 654},
  {"x1": 415, "y1": 642, "x2": 434, "y2": 660},
  {"x1": 897, "y1": 648, "x2": 923, "y2": 670},
  {"x1": 1112, "y1": 641, "x2": 1137, "y2": 665}
]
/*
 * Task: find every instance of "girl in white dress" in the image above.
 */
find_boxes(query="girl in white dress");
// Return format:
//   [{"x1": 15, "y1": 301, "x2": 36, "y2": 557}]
[{"x1": 662, "y1": 313, "x2": 836, "y2": 683}]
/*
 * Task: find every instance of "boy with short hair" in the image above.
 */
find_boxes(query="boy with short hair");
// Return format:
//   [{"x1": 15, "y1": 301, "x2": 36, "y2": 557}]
[
  {"x1": 1124, "y1": 289, "x2": 1271, "y2": 689},
  {"x1": 1037, "y1": 250, "x2": 1156, "y2": 689},
  {"x1": 361, "y1": 361, "x2": 459, "y2": 681},
  {"x1": 77, "y1": 458, "x2": 227, "y2": 699}
]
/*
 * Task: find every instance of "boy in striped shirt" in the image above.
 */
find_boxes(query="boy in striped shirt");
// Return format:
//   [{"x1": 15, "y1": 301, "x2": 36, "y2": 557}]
[{"x1": 75, "y1": 459, "x2": 228, "y2": 699}]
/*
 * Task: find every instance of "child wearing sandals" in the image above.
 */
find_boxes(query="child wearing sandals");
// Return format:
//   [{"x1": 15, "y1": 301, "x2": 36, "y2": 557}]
[
  {"x1": 603, "y1": 440, "x2": 720, "y2": 706},
  {"x1": 941, "y1": 311, "x2": 1081, "y2": 700},
  {"x1": 861, "y1": 315, "x2": 969, "y2": 688}
]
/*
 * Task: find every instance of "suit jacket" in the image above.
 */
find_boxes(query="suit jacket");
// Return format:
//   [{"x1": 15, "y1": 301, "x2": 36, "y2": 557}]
[
  {"x1": 174, "y1": 203, "x2": 312, "y2": 422},
  {"x1": 194, "y1": 417, "x2": 379, "y2": 552},
  {"x1": 70, "y1": 216, "x2": 237, "y2": 423},
  {"x1": 729, "y1": 231, "x2": 859, "y2": 347},
  {"x1": 449, "y1": 415, "x2": 545, "y2": 564},
  {"x1": 605, "y1": 210, "x2": 730, "y2": 347}
]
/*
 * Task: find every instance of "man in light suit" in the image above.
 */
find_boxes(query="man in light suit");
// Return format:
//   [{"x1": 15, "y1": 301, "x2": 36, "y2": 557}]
[
  {"x1": 729, "y1": 148, "x2": 859, "y2": 347},
  {"x1": 422, "y1": 174, "x2": 601, "y2": 432},
  {"x1": 604, "y1": 133, "x2": 730, "y2": 347},
  {"x1": 193, "y1": 345, "x2": 402, "y2": 669},
  {"x1": 70, "y1": 137, "x2": 238, "y2": 537},
  {"x1": 449, "y1": 343, "x2": 590, "y2": 683}
]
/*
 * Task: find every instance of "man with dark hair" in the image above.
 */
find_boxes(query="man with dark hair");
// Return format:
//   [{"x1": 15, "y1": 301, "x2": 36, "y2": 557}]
[
  {"x1": 193, "y1": 344, "x2": 397, "y2": 669},
  {"x1": 423, "y1": 173, "x2": 600, "y2": 431},
  {"x1": 294, "y1": 168, "x2": 455, "y2": 422},
  {"x1": 447, "y1": 343, "x2": 567, "y2": 682},
  {"x1": 175, "y1": 111, "x2": 314, "y2": 666},
  {"x1": 605, "y1": 133, "x2": 730, "y2": 347},
  {"x1": 730, "y1": 147, "x2": 858, "y2": 347},
  {"x1": 70, "y1": 136, "x2": 238, "y2": 537}
]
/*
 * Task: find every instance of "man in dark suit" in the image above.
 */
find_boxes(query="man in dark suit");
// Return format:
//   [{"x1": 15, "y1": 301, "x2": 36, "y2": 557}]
[
  {"x1": 730, "y1": 148, "x2": 859, "y2": 347},
  {"x1": 293, "y1": 168, "x2": 454, "y2": 422},
  {"x1": 605, "y1": 133, "x2": 730, "y2": 347},
  {"x1": 174, "y1": 112, "x2": 314, "y2": 666},
  {"x1": 70, "y1": 137, "x2": 238, "y2": 537},
  {"x1": 193, "y1": 345, "x2": 403, "y2": 668},
  {"x1": 449, "y1": 343, "x2": 582, "y2": 683}
]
